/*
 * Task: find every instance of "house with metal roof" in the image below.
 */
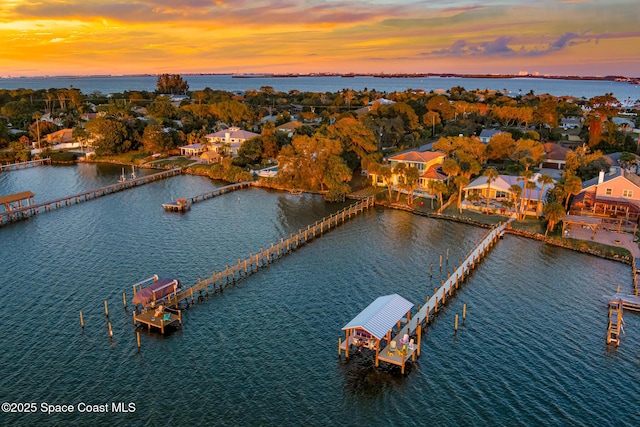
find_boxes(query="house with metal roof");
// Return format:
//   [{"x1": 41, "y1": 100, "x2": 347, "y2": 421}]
[{"x1": 462, "y1": 173, "x2": 554, "y2": 216}]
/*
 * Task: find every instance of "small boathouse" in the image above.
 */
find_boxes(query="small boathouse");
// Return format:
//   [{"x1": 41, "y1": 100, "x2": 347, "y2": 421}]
[
  {"x1": 339, "y1": 294, "x2": 420, "y2": 374},
  {"x1": 0, "y1": 191, "x2": 35, "y2": 213},
  {"x1": 131, "y1": 276, "x2": 183, "y2": 334}
]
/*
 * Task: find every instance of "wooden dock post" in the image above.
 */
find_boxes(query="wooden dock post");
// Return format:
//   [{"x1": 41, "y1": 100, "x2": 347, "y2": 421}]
[
  {"x1": 136, "y1": 331, "x2": 141, "y2": 349},
  {"x1": 430, "y1": 263, "x2": 433, "y2": 277},
  {"x1": 338, "y1": 338, "x2": 342, "y2": 356},
  {"x1": 463, "y1": 303, "x2": 467, "y2": 320},
  {"x1": 108, "y1": 321, "x2": 113, "y2": 338},
  {"x1": 439, "y1": 254, "x2": 443, "y2": 270},
  {"x1": 446, "y1": 248, "x2": 449, "y2": 264},
  {"x1": 454, "y1": 314, "x2": 459, "y2": 332},
  {"x1": 416, "y1": 324, "x2": 422, "y2": 357},
  {"x1": 79, "y1": 310, "x2": 84, "y2": 329},
  {"x1": 104, "y1": 300, "x2": 109, "y2": 317},
  {"x1": 122, "y1": 292, "x2": 127, "y2": 309}
]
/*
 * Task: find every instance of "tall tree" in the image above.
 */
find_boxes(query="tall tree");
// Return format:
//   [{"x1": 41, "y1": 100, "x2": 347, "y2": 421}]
[
  {"x1": 536, "y1": 174, "x2": 555, "y2": 218},
  {"x1": 156, "y1": 74, "x2": 189, "y2": 95}
]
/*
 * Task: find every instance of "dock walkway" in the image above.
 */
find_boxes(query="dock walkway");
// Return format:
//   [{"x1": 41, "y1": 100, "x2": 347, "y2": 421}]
[
  {"x1": 0, "y1": 158, "x2": 51, "y2": 172},
  {"x1": 186, "y1": 181, "x2": 252, "y2": 205},
  {"x1": 0, "y1": 168, "x2": 181, "y2": 226},
  {"x1": 135, "y1": 197, "x2": 375, "y2": 319},
  {"x1": 381, "y1": 221, "x2": 509, "y2": 359}
]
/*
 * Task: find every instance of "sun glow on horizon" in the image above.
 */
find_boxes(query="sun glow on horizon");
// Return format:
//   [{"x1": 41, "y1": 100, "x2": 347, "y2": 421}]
[{"x1": 0, "y1": 0, "x2": 638, "y2": 77}]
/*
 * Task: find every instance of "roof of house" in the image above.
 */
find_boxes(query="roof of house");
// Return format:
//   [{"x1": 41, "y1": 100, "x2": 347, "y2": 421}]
[
  {"x1": 582, "y1": 169, "x2": 640, "y2": 190},
  {"x1": 387, "y1": 150, "x2": 446, "y2": 164},
  {"x1": 479, "y1": 129, "x2": 503, "y2": 139},
  {"x1": 205, "y1": 127, "x2": 259, "y2": 140},
  {"x1": 421, "y1": 165, "x2": 447, "y2": 180},
  {"x1": 543, "y1": 142, "x2": 570, "y2": 161},
  {"x1": 342, "y1": 294, "x2": 414, "y2": 340},
  {"x1": 276, "y1": 121, "x2": 303, "y2": 131},
  {"x1": 179, "y1": 143, "x2": 205, "y2": 150},
  {"x1": 200, "y1": 151, "x2": 220, "y2": 159}
]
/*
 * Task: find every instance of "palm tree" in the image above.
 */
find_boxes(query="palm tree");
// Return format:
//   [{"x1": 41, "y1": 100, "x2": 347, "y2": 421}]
[
  {"x1": 544, "y1": 202, "x2": 566, "y2": 237},
  {"x1": 393, "y1": 162, "x2": 407, "y2": 202},
  {"x1": 563, "y1": 173, "x2": 583, "y2": 211},
  {"x1": 454, "y1": 175, "x2": 470, "y2": 213},
  {"x1": 509, "y1": 184, "x2": 522, "y2": 219},
  {"x1": 404, "y1": 166, "x2": 421, "y2": 206},
  {"x1": 483, "y1": 168, "x2": 499, "y2": 214},
  {"x1": 378, "y1": 166, "x2": 393, "y2": 201},
  {"x1": 432, "y1": 180, "x2": 449, "y2": 213},
  {"x1": 536, "y1": 174, "x2": 555, "y2": 218}
]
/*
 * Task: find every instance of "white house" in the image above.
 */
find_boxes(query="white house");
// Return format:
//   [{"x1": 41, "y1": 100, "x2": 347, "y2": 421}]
[{"x1": 204, "y1": 127, "x2": 259, "y2": 157}]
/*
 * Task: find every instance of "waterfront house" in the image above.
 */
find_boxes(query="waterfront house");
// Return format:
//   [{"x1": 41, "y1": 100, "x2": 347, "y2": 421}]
[
  {"x1": 371, "y1": 150, "x2": 446, "y2": 187},
  {"x1": 570, "y1": 169, "x2": 640, "y2": 222},
  {"x1": 204, "y1": 127, "x2": 259, "y2": 157},
  {"x1": 462, "y1": 173, "x2": 554, "y2": 215}
]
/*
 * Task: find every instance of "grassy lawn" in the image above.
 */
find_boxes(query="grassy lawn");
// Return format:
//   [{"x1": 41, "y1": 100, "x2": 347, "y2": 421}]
[
  {"x1": 510, "y1": 217, "x2": 546, "y2": 234},
  {"x1": 150, "y1": 157, "x2": 197, "y2": 168},
  {"x1": 95, "y1": 150, "x2": 152, "y2": 164},
  {"x1": 187, "y1": 163, "x2": 216, "y2": 173}
]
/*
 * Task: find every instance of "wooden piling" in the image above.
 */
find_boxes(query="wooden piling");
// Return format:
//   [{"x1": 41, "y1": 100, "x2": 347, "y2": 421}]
[
  {"x1": 104, "y1": 300, "x2": 109, "y2": 317},
  {"x1": 446, "y1": 248, "x2": 449, "y2": 263},
  {"x1": 108, "y1": 321, "x2": 113, "y2": 338},
  {"x1": 136, "y1": 331, "x2": 141, "y2": 348},
  {"x1": 454, "y1": 314, "x2": 459, "y2": 331},
  {"x1": 122, "y1": 292, "x2": 127, "y2": 309},
  {"x1": 79, "y1": 310, "x2": 84, "y2": 329},
  {"x1": 439, "y1": 254, "x2": 443, "y2": 269},
  {"x1": 463, "y1": 303, "x2": 467, "y2": 319}
]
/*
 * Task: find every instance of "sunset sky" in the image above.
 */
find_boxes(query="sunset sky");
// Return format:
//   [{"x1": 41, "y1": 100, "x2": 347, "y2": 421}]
[{"x1": 0, "y1": 0, "x2": 638, "y2": 77}]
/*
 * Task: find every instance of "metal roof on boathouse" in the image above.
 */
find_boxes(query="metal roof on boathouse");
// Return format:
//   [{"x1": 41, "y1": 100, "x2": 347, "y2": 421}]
[{"x1": 342, "y1": 294, "x2": 414, "y2": 340}]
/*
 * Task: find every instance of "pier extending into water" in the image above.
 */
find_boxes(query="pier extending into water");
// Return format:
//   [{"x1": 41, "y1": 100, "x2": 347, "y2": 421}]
[
  {"x1": 163, "y1": 181, "x2": 252, "y2": 211},
  {"x1": 339, "y1": 220, "x2": 509, "y2": 373},
  {"x1": 0, "y1": 158, "x2": 51, "y2": 172},
  {"x1": 130, "y1": 197, "x2": 375, "y2": 332},
  {"x1": 0, "y1": 168, "x2": 181, "y2": 226}
]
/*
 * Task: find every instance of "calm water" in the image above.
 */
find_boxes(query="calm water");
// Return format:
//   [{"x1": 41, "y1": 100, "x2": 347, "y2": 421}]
[
  {"x1": 1, "y1": 165, "x2": 639, "y2": 426},
  {"x1": 0, "y1": 75, "x2": 638, "y2": 103}
]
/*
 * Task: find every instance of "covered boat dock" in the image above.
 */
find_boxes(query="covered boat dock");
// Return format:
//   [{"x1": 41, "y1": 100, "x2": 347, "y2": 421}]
[{"x1": 339, "y1": 294, "x2": 421, "y2": 374}]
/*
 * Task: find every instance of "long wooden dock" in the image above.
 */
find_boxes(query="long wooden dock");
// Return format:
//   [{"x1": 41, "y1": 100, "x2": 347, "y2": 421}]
[
  {"x1": 133, "y1": 197, "x2": 376, "y2": 318},
  {"x1": 355, "y1": 221, "x2": 509, "y2": 371},
  {"x1": 186, "y1": 181, "x2": 252, "y2": 205},
  {"x1": 0, "y1": 158, "x2": 51, "y2": 172},
  {"x1": 0, "y1": 168, "x2": 181, "y2": 226},
  {"x1": 164, "y1": 181, "x2": 252, "y2": 211}
]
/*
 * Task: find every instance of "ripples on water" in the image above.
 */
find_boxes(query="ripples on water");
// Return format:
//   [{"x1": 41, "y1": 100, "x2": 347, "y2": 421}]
[{"x1": 1, "y1": 165, "x2": 640, "y2": 426}]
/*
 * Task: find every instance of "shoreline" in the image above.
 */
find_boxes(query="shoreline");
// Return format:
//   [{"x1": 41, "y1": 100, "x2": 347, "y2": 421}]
[{"x1": 65, "y1": 158, "x2": 637, "y2": 266}]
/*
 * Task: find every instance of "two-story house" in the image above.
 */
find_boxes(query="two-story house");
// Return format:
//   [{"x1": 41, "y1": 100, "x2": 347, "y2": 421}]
[
  {"x1": 571, "y1": 169, "x2": 640, "y2": 222},
  {"x1": 204, "y1": 127, "x2": 260, "y2": 157}
]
